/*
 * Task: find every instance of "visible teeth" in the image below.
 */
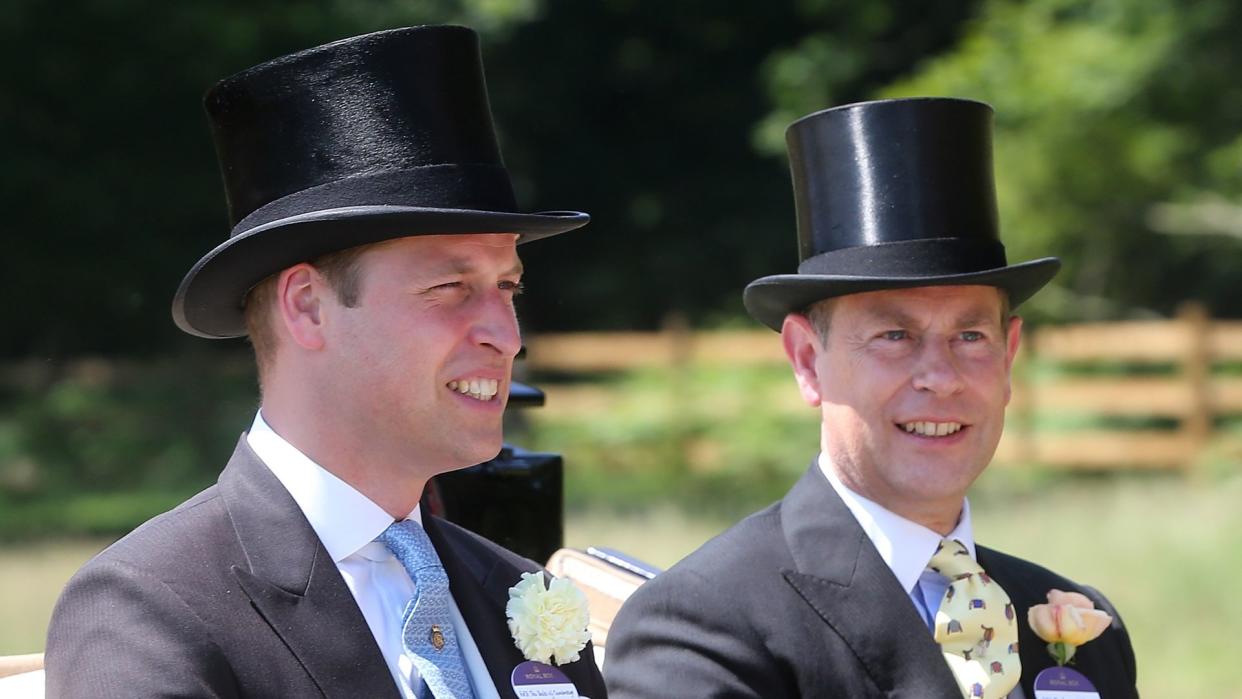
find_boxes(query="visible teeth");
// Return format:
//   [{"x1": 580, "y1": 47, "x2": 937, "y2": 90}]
[
  {"x1": 902, "y1": 421, "x2": 963, "y2": 436},
  {"x1": 449, "y1": 378, "x2": 500, "y2": 401}
]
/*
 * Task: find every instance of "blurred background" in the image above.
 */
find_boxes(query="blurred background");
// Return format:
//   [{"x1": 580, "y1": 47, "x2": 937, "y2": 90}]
[{"x1": 3, "y1": 0, "x2": 1241, "y2": 695}]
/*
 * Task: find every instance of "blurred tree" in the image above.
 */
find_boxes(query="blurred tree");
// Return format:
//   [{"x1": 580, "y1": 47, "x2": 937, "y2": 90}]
[
  {"x1": 501, "y1": 0, "x2": 980, "y2": 332},
  {"x1": 873, "y1": 0, "x2": 1242, "y2": 321},
  {"x1": 0, "y1": 0, "x2": 542, "y2": 358},
  {"x1": 1, "y1": 0, "x2": 978, "y2": 356},
  {"x1": 752, "y1": 0, "x2": 981, "y2": 154},
  {"x1": 0, "y1": 1, "x2": 981, "y2": 521}
]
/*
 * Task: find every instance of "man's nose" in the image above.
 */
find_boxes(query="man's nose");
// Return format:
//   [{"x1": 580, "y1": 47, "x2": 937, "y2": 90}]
[
  {"x1": 471, "y1": 293, "x2": 523, "y2": 358},
  {"x1": 910, "y1": 339, "x2": 966, "y2": 395}
]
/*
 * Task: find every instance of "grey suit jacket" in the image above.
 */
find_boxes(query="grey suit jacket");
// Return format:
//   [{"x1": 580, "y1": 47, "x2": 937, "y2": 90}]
[
  {"x1": 604, "y1": 463, "x2": 1137, "y2": 698},
  {"x1": 46, "y1": 437, "x2": 606, "y2": 698}
]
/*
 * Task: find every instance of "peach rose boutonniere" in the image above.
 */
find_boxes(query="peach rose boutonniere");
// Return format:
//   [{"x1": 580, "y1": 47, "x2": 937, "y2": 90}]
[
  {"x1": 1027, "y1": 589, "x2": 1113, "y2": 666},
  {"x1": 506, "y1": 571, "x2": 592, "y2": 665}
]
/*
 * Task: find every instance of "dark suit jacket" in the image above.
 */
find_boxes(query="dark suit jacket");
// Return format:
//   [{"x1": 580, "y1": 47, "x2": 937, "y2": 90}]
[
  {"x1": 46, "y1": 437, "x2": 605, "y2": 699},
  {"x1": 605, "y1": 464, "x2": 1137, "y2": 698}
]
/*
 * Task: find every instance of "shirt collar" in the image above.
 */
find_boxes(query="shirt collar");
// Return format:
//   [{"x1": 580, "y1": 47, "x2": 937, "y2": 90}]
[
  {"x1": 247, "y1": 411, "x2": 416, "y2": 564},
  {"x1": 817, "y1": 453, "x2": 976, "y2": 595}
]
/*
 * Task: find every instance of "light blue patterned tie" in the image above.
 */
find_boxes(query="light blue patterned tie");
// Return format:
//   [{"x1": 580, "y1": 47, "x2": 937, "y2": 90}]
[{"x1": 378, "y1": 520, "x2": 477, "y2": 699}]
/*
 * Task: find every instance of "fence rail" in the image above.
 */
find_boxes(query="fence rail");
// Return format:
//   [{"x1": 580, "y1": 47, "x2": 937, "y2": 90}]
[{"x1": 527, "y1": 303, "x2": 1242, "y2": 471}]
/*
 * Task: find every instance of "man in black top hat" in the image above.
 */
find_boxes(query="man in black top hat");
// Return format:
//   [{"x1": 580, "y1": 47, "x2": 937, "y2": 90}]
[
  {"x1": 46, "y1": 26, "x2": 605, "y2": 699},
  {"x1": 605, "y1": 99, "x2": 1138, "y2": 698}
]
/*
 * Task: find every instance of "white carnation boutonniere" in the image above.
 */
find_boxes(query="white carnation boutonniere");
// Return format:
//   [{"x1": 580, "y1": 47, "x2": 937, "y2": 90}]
[
  {"x1": 506, "y1": 571, "x2": 592, "y2": 665},
  {"x1": 1027, "y1": 589, "x2": 1114, "y2": 666}
]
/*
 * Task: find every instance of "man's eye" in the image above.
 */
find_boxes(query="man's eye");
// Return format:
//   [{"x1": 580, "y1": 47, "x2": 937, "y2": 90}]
[
  {"x1": 499, "y1": 280, "x2": 525, "y2": 295},
  {"x1": 434, "y1": 282, "x2": 463, "y2": 290},
  {"x1": 882, "y1": 330, "x2": 907, "y2": 341},
  {"x1": 961, "y1": 331, "x2": 984, "y2": 342}
]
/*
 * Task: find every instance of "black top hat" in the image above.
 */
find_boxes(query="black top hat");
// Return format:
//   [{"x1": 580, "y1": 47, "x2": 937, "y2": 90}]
[
  {"x1": 743, "y1": 97, "x2": 1059, "y2": 331},
  {"x1": 173, "y1": 25, "x2": 589, "y2": 339}
]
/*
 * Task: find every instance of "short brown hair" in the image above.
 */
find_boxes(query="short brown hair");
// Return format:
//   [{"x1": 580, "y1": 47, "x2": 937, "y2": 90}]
[
  {"x1": 244, "y1": 244, "x2": 371, "y2": 383},
  {"x1": 806, "y1": 297, "x2": 838, "y2": 343}
]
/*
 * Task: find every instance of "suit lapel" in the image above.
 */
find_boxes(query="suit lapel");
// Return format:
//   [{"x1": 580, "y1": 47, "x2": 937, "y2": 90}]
[
  {"x1": 220, "y1": 438, "x2": 399, "y2": 699},
  {"x1": 977, "y1": 548, "x2": 1059, "y2": 699},
  {"x1": 426, "y1": 516, "x2": 527, "y2": 699},
  {"x1": 427, "y1": 517, "x2": 605, "y2": 699},
  {"x1": 780, "y1": 463, "x2": 962, "y2": 697}
]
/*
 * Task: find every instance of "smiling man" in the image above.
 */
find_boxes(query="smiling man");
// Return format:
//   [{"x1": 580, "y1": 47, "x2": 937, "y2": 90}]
[
  {"x1": 46, "y1": 26, "x2": 605, "y2": 699},
  {"x1": 605, "y1": 98, "x2": 1138, "y2": 698}
]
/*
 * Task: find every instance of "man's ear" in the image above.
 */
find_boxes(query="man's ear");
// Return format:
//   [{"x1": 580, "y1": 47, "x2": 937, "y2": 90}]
[
  {"x1": 1002, "y1": 314, "x2": 1023, "y2": 404},
  {"x1": 782, "y1": 313, "x2": 825, "y2": 408},
  {"x1": 276, "y1": 264, "x2": 326, "y2": 351},
  {"x1": 1004, "y1": 314, "x2": 1023, "y2": 370}
]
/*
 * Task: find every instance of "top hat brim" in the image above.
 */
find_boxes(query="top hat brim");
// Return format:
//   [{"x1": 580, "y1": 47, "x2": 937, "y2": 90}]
[
  {"x1": 173, "y1": 205, "x2": 588, "y2": 339},
  {"x1": 743, "y1": 257, "x2": 1060, "y2": 332}
]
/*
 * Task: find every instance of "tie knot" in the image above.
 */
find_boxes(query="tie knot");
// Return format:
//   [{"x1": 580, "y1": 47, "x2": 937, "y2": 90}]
[
  {"x1": 928, "y1": 538, "x2": 984, "y2": 580},
  {"x1": 378, "y1": 519, "x2": 442, "y2": 573}
]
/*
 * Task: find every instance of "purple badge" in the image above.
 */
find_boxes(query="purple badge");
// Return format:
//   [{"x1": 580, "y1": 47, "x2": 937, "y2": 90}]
[
  {"x1": 1033, "y1": 666, "x2": 1100, "y2": 699},
  {"x1": 510, "y1": 660, "x2": 581, "y2": 698}
]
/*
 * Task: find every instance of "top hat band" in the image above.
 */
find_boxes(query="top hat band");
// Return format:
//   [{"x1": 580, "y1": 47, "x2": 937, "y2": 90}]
[
  {"x1": 796, "y1": 238, "x2": 1008, "y2": 278},
  {"x1": 231, "y1": 163, "x2": 517, "y2": 235}
]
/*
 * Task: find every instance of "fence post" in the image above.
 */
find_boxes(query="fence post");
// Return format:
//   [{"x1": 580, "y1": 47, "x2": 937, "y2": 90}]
[{"x1": 1179, "y1": 302, "x2": 1212, "y2": 471}]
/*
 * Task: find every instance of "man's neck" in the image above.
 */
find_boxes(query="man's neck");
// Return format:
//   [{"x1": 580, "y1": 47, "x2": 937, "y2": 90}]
[
  {"x1": 258, "y1": 405, "x2": 426, "y2": 520},
  {"x1": 825, "y1": 465, "x2": 964, "y2": 535},
  {"x1": 905, "y1": 505, "x2": 962, "y2": 537}
]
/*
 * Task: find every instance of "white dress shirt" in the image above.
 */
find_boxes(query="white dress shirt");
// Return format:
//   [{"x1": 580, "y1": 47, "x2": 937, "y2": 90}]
[
  {"x1": 248, "y1": 412, "x2": 501, "y2": 699},
  {"x1": 818, "y1": 455, "x2": 1027, "y2": 699}
]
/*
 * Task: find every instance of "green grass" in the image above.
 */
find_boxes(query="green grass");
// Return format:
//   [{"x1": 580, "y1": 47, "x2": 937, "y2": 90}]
[
  {"x1": 0, "y1": 538, "x2": 111, "y2": 654},
  {"x1": 970, "y1": 470, "x2": 1242, "y2": 699}
]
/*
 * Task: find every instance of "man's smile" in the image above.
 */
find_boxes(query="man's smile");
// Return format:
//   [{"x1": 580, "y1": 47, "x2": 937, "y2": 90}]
[
  {"x1": 899, "y1": 420, "x2": 966, "y2": 437},
  {"x1": 447, "y1": 378, "x2": 500, "y2": 401}
]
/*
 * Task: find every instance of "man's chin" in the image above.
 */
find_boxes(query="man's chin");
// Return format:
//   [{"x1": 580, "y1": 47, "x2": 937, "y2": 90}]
[
  {"x1": 458, "y1": 435, "x2": 505, "y2": 467},
  {"x1": 905, "y1": 466, "x2": 987, "y2": 501}
]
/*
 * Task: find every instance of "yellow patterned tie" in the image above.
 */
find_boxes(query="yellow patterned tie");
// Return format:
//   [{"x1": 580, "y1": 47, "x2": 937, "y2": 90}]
[{"x1": 929, "y1": 539, "x2": 1021, "y2": 699}]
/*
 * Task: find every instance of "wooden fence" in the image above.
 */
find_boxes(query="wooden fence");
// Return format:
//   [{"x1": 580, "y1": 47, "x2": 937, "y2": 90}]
[{"x1": 525, "y1": 304, "x2": 1242, "y2": 471}]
